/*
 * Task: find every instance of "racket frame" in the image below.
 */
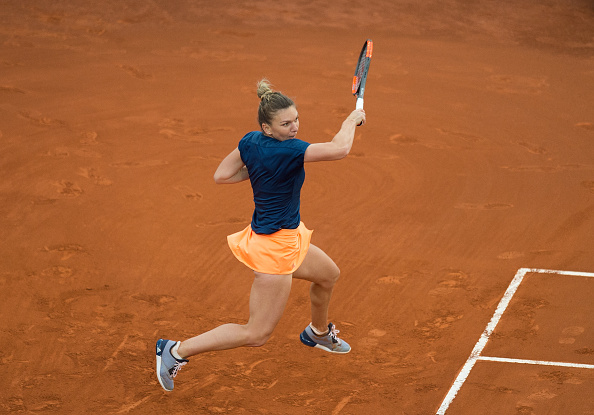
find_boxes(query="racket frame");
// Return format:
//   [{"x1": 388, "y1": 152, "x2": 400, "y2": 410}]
[{"x1": 352, "y1": 39, "x2": 373, "y2": 110}]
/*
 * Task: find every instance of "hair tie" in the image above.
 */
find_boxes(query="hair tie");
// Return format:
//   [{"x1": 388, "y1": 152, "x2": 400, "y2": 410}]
[{"x1": 261, "y1": 90, "x2": 274, "y2": 101}]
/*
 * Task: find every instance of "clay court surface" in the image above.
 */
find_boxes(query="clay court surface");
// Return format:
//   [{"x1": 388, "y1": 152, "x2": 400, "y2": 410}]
[{"x1": 1, "y1": 1, "x2": 593, "y2": 414}]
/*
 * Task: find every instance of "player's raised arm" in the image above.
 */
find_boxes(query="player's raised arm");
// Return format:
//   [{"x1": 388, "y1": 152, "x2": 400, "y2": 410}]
[{"x1": 304, "y1": 109, "x2": 365, "y2": 162}]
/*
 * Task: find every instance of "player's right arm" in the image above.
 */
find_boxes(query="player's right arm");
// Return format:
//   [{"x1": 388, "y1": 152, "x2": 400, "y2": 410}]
[
  {"x1": 214, "y1": 148, "x2": 249, "y2": 184},
  {"x1": 304, "y1": 109, "x2": 365, "y2": 162}
]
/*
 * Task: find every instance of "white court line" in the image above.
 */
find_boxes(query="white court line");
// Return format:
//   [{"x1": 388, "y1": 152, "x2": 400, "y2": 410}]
[
  {"x1": 435, "y1": 268, "x2": 528, "y2": 415},
  {"x1": 527, "y1": 268, "x2": 594, "y2": 278},
  {"x1": 436, "y1": 268, "x2": 594, "y2": 415},
  {"x1": 478, "y1": 356, "x2": 594, "y2": 370}
]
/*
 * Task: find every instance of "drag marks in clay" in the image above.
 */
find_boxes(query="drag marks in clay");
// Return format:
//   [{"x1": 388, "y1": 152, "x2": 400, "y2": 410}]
[
  {"x1": 375, "y1": 270, "x2": 426, "y2": 287},
  {"x1": 331, "y1": 394, "x2": 357, "y2": 415},
  {"x1": 358, "y1": 329, "x2": 388, "y2": 348},
  {"x1": 210, "y1": 29, "x2": 256, "y2": 38},
  {"x1": 389, "y1": 127, "x2": 488, "y2": 150},
  {"x1": 414, "y1": 311, "x2": 464, "y2": 341},
  {"x1": 436, "y1": 128, "x2": 485, "y2": 144},
  {"x1": 40, "y1": 266, "x2": 74, "y2": 285},
  {"x1": 0, "y1": 85, "x2": 26, "y2": 94},
  {"x1": 497, "y1": 251, "x2": 527, "y2": 260},
  {"x1": 455, "y1": 202, "x2": 514, "y2": 210},
  {"x1": 116, "y1": 64, "x2": 153, "y2": 80},
  {"x1": 39, "y1": 130, "x2": 111, "y2": 193},
  {"x1": 558, "y1": 326, "x2": 585, "y2": 345},
  {"x1": 497, "y1": 250, "x2": 559, "y2": 261},
  {"x1": 500, "y1": 164, "x2": 593, "y2": 173},
  {"x1": 42, "y1": 132, "x2": 102, "y2": 160},
  {"x1": 158, "y1": 118, "x2": 232, "y2": 143},
  {"x1": 24, "y1": 397, "x2": 62, "y2": 413},
  {"x1": 389, "y1": 133, "x2": 449, "y2": 149},
  {"x1": 429, "y1": 270, "x2": 470, "y2": 296},
  {"x1": 3, "y1": 36, "x2": 35, "y2": 49},
  {"x1": 44, "y1": 147, "x2": 102, "y2": 159},
  {"x1": 109, "y1": 159, "x2": 168, "y2": 168},
  {"x1": 487, "y1": 74, "x2": 549, "y2": 95},
  {"x1": 42, "y1": 244, "x2": 86, "y2": 261},
  {"x1": 79, "y1": 131, "x2": 99, "y2": 145},
  {"x1": 19, "y1": 110, "x2": 66, "y2": 128},
  {"x1": 189, "y1": 47, "x2": 266, "y2": 63},
  {"x1": 152, "y1": 43, "x2": 266, "y2": 63},
  {"x1": 43, "y1": 147, "x2": 70, "y2": 158},
  {"x1": 31, "y1": 197, "x2": 58, "y2": 206},
  {"x1": 195, "y1": 217, "x2": 246, "y2": 228},
  {"x1": 537, "y1": 370, "x2": 583, "y2": 385},
  {"x1": 113, "y1": 395, "x2": 152, "y2": 414},
  {"x1": 389, "y1": 134, "x2": 419, "y2": 145},
  {"x1": 173, "y1": 185, "x2": 202, "y2": 201},
  {"x1": 376, "y1": 275, "x2": 406, "y2": 285},
  {"x1": 35, "y1": 9, "x2": 108, "y2": 36},
  {"x1": 159, "y1": 128, "x2": 213, "y2": 143},
  {"x1": 516, "y1": 141, "x2": 547, "y2": 155},
  {"x1": 503, "y1": 296, "x2": 548, "y2": 341},
  {"x1": 53, "y1": 180, "x2": 83, "y2": 198},
  {"x1": 130, "y1": 293, "x2": 176, "y2": 307},
  {"x1": 575, "y1": 122, "x2": 594, "y2": 131},
  {"x1": 77, "y1": 167, "x2": 112, "y2": 186},
  {"x1": 181, "y1": 359, "x2": 284, "y2": 411}
]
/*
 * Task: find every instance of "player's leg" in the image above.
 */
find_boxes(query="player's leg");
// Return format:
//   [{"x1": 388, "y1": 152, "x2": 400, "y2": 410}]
[
  {"x1": 293, "y1": 244, "x2": 350, "y2": 354},
  {"x1": 292, "y1": 244, "x2": 339, "y2": 332},
  {"x1": 177, "y1": 272, "x2": 292, "y2": 356},
  {"x1": 156, "y1": 272, "x2": 292, "y2": 391}
]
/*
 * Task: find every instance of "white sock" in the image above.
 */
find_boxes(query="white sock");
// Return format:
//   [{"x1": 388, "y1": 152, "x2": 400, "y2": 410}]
[
  {"x1": 171, "y1": 341, "x2": 184, "y2": 360},
  {"x1": 309, "y1": 323, "x2": 329, "y2": 336}
]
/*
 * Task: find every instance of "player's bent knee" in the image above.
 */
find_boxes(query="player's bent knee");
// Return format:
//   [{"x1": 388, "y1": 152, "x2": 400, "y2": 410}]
[
  {"x1": 326, "y1": 264, "x2": 341, "y2": 286},
  {"x1": 247, "y1": 334, "x2": 272, "y2": 347},
  {"x1": 245, "y1": 328, "x2": 274, "y2": 347},
  {"x1": 333, "y1": 265, "x2": 340, "y2": 281}
]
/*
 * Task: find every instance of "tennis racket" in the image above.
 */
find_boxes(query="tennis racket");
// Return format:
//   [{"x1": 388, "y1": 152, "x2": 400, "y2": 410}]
[{"x1": 352, "y1": 39, "x2": 373, "y2": 111}]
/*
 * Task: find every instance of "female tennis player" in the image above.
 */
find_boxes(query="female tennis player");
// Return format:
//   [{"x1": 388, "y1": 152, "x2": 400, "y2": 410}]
[{"x1": 156, "y1": 79, "x2": 366, "y2": 391}]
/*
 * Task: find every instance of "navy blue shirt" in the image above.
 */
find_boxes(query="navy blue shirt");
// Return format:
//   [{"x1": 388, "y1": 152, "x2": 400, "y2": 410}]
[{"x1": 238, "y1": 131, "x2": 311, "y2": 234}]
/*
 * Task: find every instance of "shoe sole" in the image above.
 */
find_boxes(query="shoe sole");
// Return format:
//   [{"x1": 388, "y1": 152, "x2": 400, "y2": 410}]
[
  {"x1": 156, "y1": 340, "x2": 173, "y2": 392},
  {"x1": 156, "y1": 355, "x2": 171, "y2": 391}
]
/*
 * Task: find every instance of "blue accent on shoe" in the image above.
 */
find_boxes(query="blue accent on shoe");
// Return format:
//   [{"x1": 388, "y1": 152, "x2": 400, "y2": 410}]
[
  {"x1": 300, "y1": 330, "x2": 316, "y2": 347},
  {"x1": 156, "y1": 338, "x2": 166, "y2": 356}
]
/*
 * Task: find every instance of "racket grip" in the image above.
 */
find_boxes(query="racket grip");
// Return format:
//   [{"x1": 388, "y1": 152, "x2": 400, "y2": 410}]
[
  {"x1": 355, "y1": 97, "x2": 364, "y2": 125},
  {"x1": 355, "y1": 97, "x2": 364, "y2": 110}
]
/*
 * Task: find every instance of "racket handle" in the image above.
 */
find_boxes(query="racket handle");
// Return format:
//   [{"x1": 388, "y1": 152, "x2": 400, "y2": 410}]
[
  {"x1": 355, "y1": 97, "x2": 364, "y2": 125},
  {"x1": 355, "y1": 97, "x2": 364, "y2": 110}
]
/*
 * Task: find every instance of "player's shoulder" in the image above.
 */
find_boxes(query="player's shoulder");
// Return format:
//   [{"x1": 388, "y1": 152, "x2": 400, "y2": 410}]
[
  {"x1": 240, "y1": 130, "x2": 263, "y2": 143},
  {"x1": 284, "y1": 137, "x2": 310, "y2": 150},
  {"x1": 240, "y1": 132, "x2": 309, "y2": 154}
]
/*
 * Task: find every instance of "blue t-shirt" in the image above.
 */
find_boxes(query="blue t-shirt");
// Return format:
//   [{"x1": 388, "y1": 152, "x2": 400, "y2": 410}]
[{"x1": 238, "y1": 131, "x2": 310, "y2": 234}]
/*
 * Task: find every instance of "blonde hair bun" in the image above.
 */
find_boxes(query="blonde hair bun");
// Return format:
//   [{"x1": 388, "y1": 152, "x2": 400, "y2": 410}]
[{"x1": 257, "y1": 79, "x2": 274, "y2": 101}]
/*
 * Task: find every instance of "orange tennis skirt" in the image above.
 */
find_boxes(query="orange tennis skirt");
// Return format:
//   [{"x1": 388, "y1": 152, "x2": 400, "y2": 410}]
[{"x1": 227, "y1": 222, "x2": 313, "y2": 275}]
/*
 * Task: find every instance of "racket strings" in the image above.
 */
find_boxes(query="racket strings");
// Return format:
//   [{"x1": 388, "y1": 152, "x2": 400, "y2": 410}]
[
  {"x1": 352, "y1": 39, "x2": 373, "y2": 98},
  {"x1": 352, "y1": 54, "x2": 369, "y2": 95}
]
